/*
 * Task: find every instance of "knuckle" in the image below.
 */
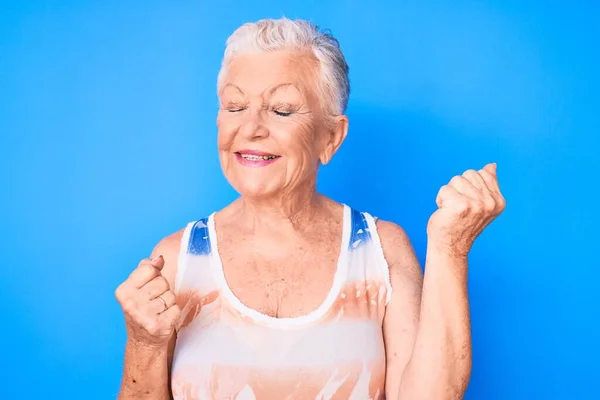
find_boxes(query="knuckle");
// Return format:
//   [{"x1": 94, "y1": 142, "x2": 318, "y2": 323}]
[
  {"x1": 139, "y1": 263, "x2": 154, "y2": 274},
  {"x1": 471, "y1": 200, "x2": 485, "y2": 214},
  {"x1": 145, "y1": 321, "x2": 160, "y2": 335},
  {"x1": 449, "y1": 176, "x2": 462, "y2": 185},
  {"x1": 497, "y1": 195, "x2": 507, "y2": 209},
  {"x1": 143, "y1": 286, "x2": 155, "y2": 299},
  {"x1": 471, "y1": 200, "x2": 484, "y2": 213},
  {"x1": 165, "y1": 290, "x2": 176, "y2": 300},
  {"x1": 165, "y1": 306, "x2": 182, "y2": 324},
  {"x1": 114, "y1": 285, "x2": 124, "y2": 300},
  {"x1": 141, "y1": 264, "x2": 159, "y2": 279},
  {"x1": 479, "y1": 170, "x2": 493, "y2": 181},
  {"x1": 157, "y1": 276, "x2": 170, "y2": 291},
  {"x1": 454, "y1": 197, "x2": 470, "y2": 211},
  {"x1": 137, "y1": 257, "x2": 151, "y2": 268},
  {"x1": 122, "y1": 297, "x2": 137, "y2": 312},
  {"x1": 483, "y1": 197, "x2": 496, "y2": 211},
  {"x1": 115, "y1": 280, "x2": 135, "y2": 299},
  {"x1": 160, "y1": 292, "x2": 173, "y2": 305},
  {"x1": 165, "y1": 295, "x2": 177, "y2": 307}
]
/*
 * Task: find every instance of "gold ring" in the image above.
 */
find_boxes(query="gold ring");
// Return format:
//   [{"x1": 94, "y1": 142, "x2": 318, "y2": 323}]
[{"x1": 157, "y1": 295, "x2": 168, "y2": 311}]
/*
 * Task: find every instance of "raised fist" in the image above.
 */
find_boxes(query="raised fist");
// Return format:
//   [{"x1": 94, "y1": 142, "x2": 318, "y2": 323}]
[
  {"x1": 115, "y1": 255, "x2": 180, "y2": 347},
  {"x1": 427, "y1": 163, "x2": 506, "y2": 257}
]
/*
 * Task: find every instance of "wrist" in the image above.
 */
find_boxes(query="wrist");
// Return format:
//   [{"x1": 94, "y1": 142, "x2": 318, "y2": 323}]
[
  {"x1": 425, "y1": 243, "x2": 469, "y2": 278},
  {"x1": 126, "y1": 336, "x2": 170, "y2": 356},
  {"x1": 426, "y1": 236, "x2": 471, "y2": 260}
]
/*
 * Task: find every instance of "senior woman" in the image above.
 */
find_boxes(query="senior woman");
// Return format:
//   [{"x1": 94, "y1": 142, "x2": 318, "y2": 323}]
[{"x1": 115, "y1": 18, "x2": 505, "y2": 400}]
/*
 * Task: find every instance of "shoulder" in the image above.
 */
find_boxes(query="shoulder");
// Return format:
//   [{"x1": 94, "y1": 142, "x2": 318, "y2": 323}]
[
  {"x1": 374, "y1": 218, "x2": 413, "y2": 253},
  {"x1": 152, "y1": 228, "x2": 186, "y2": 255},
  {"x1": 149, "y1": 224, "x2": 190, "y2": 290},
  {"x1": 372, "y1": 217, "x2": 423, "y2": 285}
]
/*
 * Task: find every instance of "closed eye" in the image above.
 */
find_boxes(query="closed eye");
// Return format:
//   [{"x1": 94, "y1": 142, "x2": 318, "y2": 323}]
[
  {"x1": 273, "y1": 110, "x2": 293, "y2": 117},
  {"x1": 227, "y1": 107, "x2": 246, "y2": 113}
]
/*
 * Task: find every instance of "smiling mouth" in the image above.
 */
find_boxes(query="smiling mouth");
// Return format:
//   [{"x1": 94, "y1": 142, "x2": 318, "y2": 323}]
[{"x1": 235, "y1": 152, "x2": 280, "y2": 161}]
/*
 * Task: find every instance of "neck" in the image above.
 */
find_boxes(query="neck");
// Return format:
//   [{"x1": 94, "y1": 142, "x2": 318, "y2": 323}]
[{"x1": 235, "y1": 180, "x2": 326, "y2": 232}]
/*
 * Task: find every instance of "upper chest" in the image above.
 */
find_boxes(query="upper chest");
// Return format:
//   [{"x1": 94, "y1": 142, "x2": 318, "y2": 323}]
[{"x1": 214, "y1": 220, "x2": 344, "y2": 318}]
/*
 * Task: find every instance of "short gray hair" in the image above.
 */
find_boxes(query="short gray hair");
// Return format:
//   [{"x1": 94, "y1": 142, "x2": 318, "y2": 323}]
[{"x1": 217, "y1": 18, "x2": 350, "y2": 115}]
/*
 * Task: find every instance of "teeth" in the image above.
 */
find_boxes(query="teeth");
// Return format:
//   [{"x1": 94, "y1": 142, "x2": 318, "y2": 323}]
[{"x1": 240, "y1": 154, "x2": 277, "y2": 160}]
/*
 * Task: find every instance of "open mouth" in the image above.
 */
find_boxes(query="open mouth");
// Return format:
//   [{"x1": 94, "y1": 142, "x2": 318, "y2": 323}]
[
  {"x1": 236, "y1": 153, "x2": 280, "y2": 161},
  {"x1": 234, "y1": 151, "x2": 281, "y2": 167}
]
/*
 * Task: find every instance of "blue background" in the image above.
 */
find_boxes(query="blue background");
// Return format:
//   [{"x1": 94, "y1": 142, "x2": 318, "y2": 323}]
[{"x1": 2, "y1": 1, "x2": 598, "y2": 399}]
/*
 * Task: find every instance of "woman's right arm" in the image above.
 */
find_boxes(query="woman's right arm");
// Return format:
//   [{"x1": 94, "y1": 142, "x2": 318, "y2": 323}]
[
  {"x1": 115, "y1": 232, "x2": 182, "y2": 400},
  {"x1": 117, "y1": 334, "x2": 176, "y2": 400}
]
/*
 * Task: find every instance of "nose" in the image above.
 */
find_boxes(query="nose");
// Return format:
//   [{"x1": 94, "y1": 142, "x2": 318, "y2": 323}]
[{"x1": 238, "y1": 108, "x2": 269, "y2": 139}]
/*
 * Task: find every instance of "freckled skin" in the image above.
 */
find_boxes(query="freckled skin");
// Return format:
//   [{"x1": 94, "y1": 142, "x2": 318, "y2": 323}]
[
  {"x1": 214, "y1": 50, "x2": 349, "y2": 318},
  {"x1": 166, "y1": 50, "x2": 396, "y2": 399},
  {"x1": 116, "y1": 30, "x2": 502, "y2": 397},
  {"x1": 216, "y1": 50, "x2": 335, "y2": 204},
  {"x1": 115, "y1": 47, "x2": 464, "y2": 400}
]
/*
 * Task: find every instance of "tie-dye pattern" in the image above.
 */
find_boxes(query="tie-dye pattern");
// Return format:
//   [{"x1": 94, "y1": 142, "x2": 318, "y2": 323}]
[{"x1": 171, "y1": 205, "x2": 392, "y2": 400}]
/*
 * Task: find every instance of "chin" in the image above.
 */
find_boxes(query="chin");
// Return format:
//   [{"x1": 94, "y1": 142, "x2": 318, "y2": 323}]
[{"x1": 227, "y1": 174, "x2": 284, "y2": 199}]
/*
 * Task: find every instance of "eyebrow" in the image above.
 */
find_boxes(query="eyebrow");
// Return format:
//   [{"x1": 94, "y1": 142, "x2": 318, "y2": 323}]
[
  {"x1": 220, "y1": 83, "x2": 244, "y2": 95},
  {"x1": 265, "y1": 83, "x2": 302, "y2": 97},
  {"x1": 220, "y1": 82, "x2": 302, "y2": 98}
]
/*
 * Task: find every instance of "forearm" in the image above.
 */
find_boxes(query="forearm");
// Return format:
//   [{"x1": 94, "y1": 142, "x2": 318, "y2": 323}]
[
  {"x1": 398, "y1": 247, "x2": 472, "y2": 399},
  {"x1": 117, "y1": 339, "x2": 172, "y2": 400}
]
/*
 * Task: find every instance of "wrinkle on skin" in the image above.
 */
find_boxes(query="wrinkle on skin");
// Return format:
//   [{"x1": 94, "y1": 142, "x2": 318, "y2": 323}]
[
  {"x1": 215, "y1": 50, "x2": 347, "y2": 234},
  {"x1": 171, "y1": 49, "x2": 383, "y2": 400}
]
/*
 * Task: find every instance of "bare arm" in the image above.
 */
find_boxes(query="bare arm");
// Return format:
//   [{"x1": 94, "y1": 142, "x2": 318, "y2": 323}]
[
  {"x1": 379, "y1": 220, "x2": 423, "y2": 398},
  {"x1": 118, "y1": 335, "x2": 177, "y2": 400},
  {"x1": 379, "y1": 221, "x2": 471, "y2": 400},
  {"x1": 382, "y1": 163, "x2": 505, "y2": 399},
  {"x1": 398, "y1": 248, "x2": 472, "y2": 399},
  {"x1": 116, "y1": 231, "x2": 182, "y2": 400}
]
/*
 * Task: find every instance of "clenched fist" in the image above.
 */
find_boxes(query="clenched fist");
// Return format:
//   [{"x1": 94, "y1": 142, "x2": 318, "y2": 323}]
[
  {"x1": 115, "y1": 255, "x2": 180, "y2": 347},
  {"x1": 427, "y1": 163, "x2": 506, "y2": 258}
]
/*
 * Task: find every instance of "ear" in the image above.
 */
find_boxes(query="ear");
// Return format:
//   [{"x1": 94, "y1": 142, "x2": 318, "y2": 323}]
[{"x1": 319, "y1": 114, "x2": 349, "y2": 165}]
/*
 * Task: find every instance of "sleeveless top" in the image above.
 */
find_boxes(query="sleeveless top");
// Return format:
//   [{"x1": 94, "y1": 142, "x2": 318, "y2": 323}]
[{"x1": 170, "y1": 205, "x2": 392, "y2": 400}]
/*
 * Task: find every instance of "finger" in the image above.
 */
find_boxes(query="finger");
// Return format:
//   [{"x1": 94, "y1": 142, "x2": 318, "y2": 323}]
[
  {"x1": 436, "y1": 184, "x2": 457, "y2": 208},
  {"x1": 149, "y1": 255, "x2": 165, "y2": 271},
  {"x1": 158, "y1": 291, "x2": 177, "y2": 313},
  {"x1": 480, "y1": 169, "x2": 506, "y2": 213},
  {"x1": 462, "y1": 169, "x2": 488, "y2": 191},
  {"x1": 448, "y1": 176, "x2": 479, "y2": 199},
  {"x1": 149, "y1": 291, "x2": 176, "y2": 314},
  {"x1": 148, "y1": 297, "x2": 167, "y2": 315},
  {"x1": 158, "y1": 304, "x2": 181, "y2": 329},
  {"x1": 436, "y1": 184, "x2": 471, "y2": 212},
  {"x1": 141, "y1": 275, "x2": 170, "y2": 300},
  {"x1": 478, "y1": 168, "x2": 501, "y2": 194},
  {"x1": 128, "y1": 262, "x2": 161, "y2": 289},
  {"x1": 482, "y1": 162, "x2": 497, "y2": 177}
]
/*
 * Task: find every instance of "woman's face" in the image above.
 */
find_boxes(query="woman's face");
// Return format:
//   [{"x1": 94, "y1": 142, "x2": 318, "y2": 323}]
[{"x1": 216, "y1": 50, "x2": 342, "y2": 200}]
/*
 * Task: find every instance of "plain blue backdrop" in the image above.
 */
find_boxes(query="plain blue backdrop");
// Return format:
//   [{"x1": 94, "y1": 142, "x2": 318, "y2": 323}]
[{"x1": 2, "y1": 1, "x2": 598, "y2": 399}]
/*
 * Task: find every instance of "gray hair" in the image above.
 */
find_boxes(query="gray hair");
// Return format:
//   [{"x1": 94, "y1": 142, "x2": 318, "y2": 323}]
[{"x1": 217, "y1": 18, "x2": 350, "y2": 115}]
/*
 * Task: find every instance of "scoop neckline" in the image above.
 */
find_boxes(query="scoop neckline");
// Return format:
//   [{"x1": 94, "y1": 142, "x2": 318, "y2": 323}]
[{"x1": 207, "y1": 204, "x2": 350, "y2": 329}]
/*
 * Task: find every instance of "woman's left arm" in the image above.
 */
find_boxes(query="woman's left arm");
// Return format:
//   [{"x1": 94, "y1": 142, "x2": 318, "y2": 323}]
[{"x1": 382, "y1": 163, "x2": 505, "y2": 400}]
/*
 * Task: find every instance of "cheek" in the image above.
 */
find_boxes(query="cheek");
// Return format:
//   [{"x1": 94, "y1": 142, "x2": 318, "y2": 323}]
[
  {"x1": 217, "y1": 129, "x2": 230, "y2": 150},
  {"x1": 273, "y1": 117, "x2": 318, "y2": 156},
  {"x1": 216, "y1": 114, "x2": 237, "y2": 150},
  {"x1": 294, "y1": 123, "x2": 320, "y2": 165},
  {"x1": 273, "y1": 121, "x2": 320, "y2": 180}
]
